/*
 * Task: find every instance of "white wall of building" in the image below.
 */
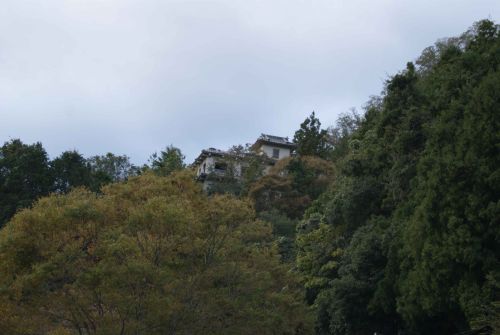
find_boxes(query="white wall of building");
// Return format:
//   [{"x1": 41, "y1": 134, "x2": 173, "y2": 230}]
[
  {"x1": 258, "y1": 144, "x2": 291, "y2": 160},
  {"x1": 195, "y1": 143, "x2": 294, "y2": 192},
  {"x1": 196, "y1": 156, "x2": 215, "y2": 176},
  {"x1": 196, "y1": 156, "x2": 244, "y2": 178}
]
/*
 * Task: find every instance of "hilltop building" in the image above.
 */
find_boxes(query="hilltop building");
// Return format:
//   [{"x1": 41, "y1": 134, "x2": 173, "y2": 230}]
[
  {"x1": 250, "y1": 134, "x2": 296, "y2": 160},
  {"x1": 192, "y1": 134, "x2": 296, "y2": 190}
]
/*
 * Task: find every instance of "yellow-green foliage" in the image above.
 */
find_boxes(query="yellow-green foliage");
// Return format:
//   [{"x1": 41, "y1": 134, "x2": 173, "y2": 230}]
[{"x1": 0, "y1": 171, "x2": 312, "y2": 335}]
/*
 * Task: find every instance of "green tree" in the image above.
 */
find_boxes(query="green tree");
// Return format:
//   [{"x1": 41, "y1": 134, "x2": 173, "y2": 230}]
[
  {"x1": 50, "y1": 150, "x2": 94, "y2": 193},
  {"x1": 395, "y1": 21, "x2": 500, "y2": 332},
  {"x1": 88, "y1": 152, "x2": 139, "y2": 182},
  {"x1": 258, "y1": 209, "x2": 299, "y2": 262},
  {"x1": 293, "y1": 112, "x2": 331, "y2": 158},
  {"x1": 327, "y1": 109, "x2": 363, "y2": 161},
  {"x1": 149, "y1": 145, "x2": 185, "y2": 176},
  {"x1": 296, "y1": 19, "x2": 500, "y2": 334},
  {"x1": 0, "y1": 139, "x2": 52, "y2": 227}
]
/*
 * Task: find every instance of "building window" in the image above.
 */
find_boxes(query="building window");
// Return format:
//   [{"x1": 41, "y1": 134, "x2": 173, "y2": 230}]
[
  {"x1": 214, "y1": 162, "x2": 227, "y2": 172},
  {"x1": 272, "y1": 148, "x2": 280, "y2": 159}
]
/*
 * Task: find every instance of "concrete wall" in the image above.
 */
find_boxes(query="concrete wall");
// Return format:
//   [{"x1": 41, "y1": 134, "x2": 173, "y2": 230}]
[
  {"x1": 196, "y1": 156, "x2": 244, "y2": 178},
  {"x1": 196, "y1": 156, "x2": 215, "y2": 177},
  {"x1": 258, "y1": 144, "x2": 291, "y2": 160}
]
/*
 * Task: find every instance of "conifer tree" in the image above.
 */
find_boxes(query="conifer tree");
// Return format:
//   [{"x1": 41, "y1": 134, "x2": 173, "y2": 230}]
[{"x1": 293, "y1": 112, "x2": 331, "y2": 158}]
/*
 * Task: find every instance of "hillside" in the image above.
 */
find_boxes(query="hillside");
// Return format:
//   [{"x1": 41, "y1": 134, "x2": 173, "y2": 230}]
[{"x1": 0, "y1": 19, "x2": 498, "y2": 335}]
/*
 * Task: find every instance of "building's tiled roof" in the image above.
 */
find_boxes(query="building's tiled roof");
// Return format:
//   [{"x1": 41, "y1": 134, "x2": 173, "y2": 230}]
[
  {"x1": 258, "y1": 134, "x2": 294, "y2": 145},
  {"x1": 192, "y1": 148, "x2": 226, "y2": 166},
  {"x1": 192, "y1": 147, "x2": 252, "y2": 166},
  {"x1": 253, "y1": 133, "x2": 296, "y2": 149}
]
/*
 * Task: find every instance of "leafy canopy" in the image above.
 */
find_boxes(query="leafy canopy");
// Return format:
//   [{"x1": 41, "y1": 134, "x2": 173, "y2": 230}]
[
  {"x1": 0, "y1": 171, "x2": 312, "y2": 335},
  {"x1": 296, "y1": 19, "x2": 500, "y2": 335}
]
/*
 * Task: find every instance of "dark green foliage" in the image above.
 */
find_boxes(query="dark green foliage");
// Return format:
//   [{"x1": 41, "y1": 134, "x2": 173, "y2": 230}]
[
  {"x1": 259, "y1": 209, "x2": 297, "y2": 238},
  {"x1": 396, "y1": 28, "x2": 500, "y2": 331},
  {"x1": 297, "y1": 20, "x2": 500, "y2": 334},
  {"x1": 0, "y1": 139, "x2": 52, "y2": 227},
  {"x1": 294, "y1": 112, "x2": 332, "y2": 158},
  {"x1": 0, "y1": 144, "x2": 141, "y2": 227},
  {"x1": 258, "y1": 209, "x2": 299, "y2": 262},
  {"x1": 313, "y1": 223, "x2": 398, "y2": 335},
  {"x1": 50, "y1": 150, "x2": 94, "y2": 193}
]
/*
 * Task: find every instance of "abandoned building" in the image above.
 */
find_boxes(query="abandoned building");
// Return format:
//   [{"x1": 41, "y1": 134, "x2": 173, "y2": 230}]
[
  {"x1": 249, "y1": 134, "x2": 296, "y2": 160},
  {"x1": 192, "y1": 134, "x2": 296, "y2": 190}
]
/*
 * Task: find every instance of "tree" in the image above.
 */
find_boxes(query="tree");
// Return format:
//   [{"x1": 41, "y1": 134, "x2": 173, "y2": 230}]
[
  {"x1": 327, "y1": 109, "x2": 363, "y2": 161},
  {"x1": 50, "y1": 150, "x2": 94, "y2": 193},
  {"x1": 293, "y1": 112, "x2": 331, "y2": 158},
  {"x1": 0, "y1": 171, "x2": 312, "y2": 334},
  {"x1": 248, "y1": 156, "x2": 334, "y2": 219},
  {"x1": 0, "y1": 139, "x2": 52, "y2": 227},
  {"x1": 395, "y1": 22, "x2": 500, "y2": 332},
  {"x1": 88, "y1": 153, "x2": 139, "y2": 182},
  {"x1": 310, "y1": 224, "x2": 396, "y2": 335},
  {"x1": 296, "y1": 19, "x2": 500, "y2": 334},
  {"x1": 149, "y1": 145, "x2": 185, "y2": 176}
]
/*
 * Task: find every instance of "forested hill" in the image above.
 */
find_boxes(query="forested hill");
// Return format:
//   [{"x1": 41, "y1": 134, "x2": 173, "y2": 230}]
[
  {"x1": 295, "y1": 20, "x2": 500, "y2": 334},
  {"x1": 0, "y1": 20, "x2": 499, "y2": 335}
]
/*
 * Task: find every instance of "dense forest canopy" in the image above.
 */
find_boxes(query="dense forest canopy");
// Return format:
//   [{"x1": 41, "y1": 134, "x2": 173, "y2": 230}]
[
  {"x1": 295, "y1": 19, "x2": 500, "y2": 334},
  {"x1": 0, "y1": 19, "x2": 499, "y2": 334},
  {"x1": 0, "y1": 172, "x2": 312, "y2": 334}
]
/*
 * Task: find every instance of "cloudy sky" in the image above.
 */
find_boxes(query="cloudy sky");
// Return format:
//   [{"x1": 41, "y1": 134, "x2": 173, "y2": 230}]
[{"x1": 1, "y1": 0, "x2": 499, "y2": 164}]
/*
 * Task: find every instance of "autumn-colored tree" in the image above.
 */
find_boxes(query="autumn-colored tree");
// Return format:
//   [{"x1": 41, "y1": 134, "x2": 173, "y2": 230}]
[
  {"x1": 248, "y1": 156, "x2": 334, "y2": 219},
  {"x1": 0, "y1": 171, "x2": 312, "y2": 335}
]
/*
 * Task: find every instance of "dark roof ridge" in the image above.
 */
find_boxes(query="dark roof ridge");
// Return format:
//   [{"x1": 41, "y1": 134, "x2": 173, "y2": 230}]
[{"x1": 257, "y1": 133, "x2": 295, "y2": 146}]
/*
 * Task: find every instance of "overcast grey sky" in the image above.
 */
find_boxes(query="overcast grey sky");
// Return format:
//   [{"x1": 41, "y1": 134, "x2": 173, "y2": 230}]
[{"x1": 1, "y1": 0, "x2": 499, "y2": 164}]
